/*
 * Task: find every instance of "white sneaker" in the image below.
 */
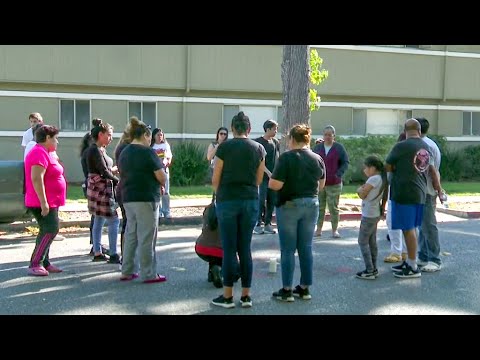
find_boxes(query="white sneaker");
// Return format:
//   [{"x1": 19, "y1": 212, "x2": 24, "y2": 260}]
[
  {"x1": 263, "y1": 224, "x2": 276, "y2": 234},
  {"x1": 421, "y1": 262, "x2": 442, "y2": 272},
  {"x1": 53, "y1": 235, "x2": 65, "y2": 241},
  {"x1": 417, "y1": 259, "x2": 429, "y2": 267},
  {"x1": 253, "y1": 225, "x2": 264, "y2": 235}
]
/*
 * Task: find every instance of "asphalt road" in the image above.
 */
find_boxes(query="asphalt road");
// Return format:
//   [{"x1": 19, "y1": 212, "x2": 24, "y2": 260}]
[{"x1": 1, "y1": 212, "x2": 478, "y2": 315}]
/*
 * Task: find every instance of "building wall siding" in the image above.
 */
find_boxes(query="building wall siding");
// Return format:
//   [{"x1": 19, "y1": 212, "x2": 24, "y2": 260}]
[
  {"x1": 92, "y1": 100, "x2": 128, "y2": 131},
  {"x1": 0, "y1": 96, "x2": 58, "y2": 130},
  {"x1": 185, "y1": 103, "x2": 223, "y2": 134}
]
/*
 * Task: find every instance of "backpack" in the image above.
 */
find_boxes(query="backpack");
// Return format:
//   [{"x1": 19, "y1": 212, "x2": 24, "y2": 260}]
[{"x1": 204, "y1": 193, "x2": 218, "y2": 231}]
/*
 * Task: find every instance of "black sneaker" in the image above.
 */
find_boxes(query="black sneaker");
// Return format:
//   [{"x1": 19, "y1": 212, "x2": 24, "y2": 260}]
[
  {"x1": 107, "y1": 254, "x2": 121, "y2": 264},
  {"x1": 391, "y1": 261, "x2": 408, "y2": 273},
  {"x1": 240, "y1": 295, "x2": 252, "y2": 308},
  {"x1": 210, "y1": 265, "x2": 223, "y2": 289},
  {"x1": 272, "y1": 288, "x2": 294, "y2": 302},
  {"x1": 89, "y1": 245, "x2": 109, "y2": 256},
  {"x1": 292, "y1": 285, "x2": 312, "y2": 300},
  {"x1": 92, "y1": 254, "x2": 108, "y2": 262},
  {"x1": 356, "y1": 269, "x2": 376, "y2": 280},
  {"x1": 373, "y1": 268, "x2": 379, "y2": 277},
  {"x1": 393, "y1": 264, "x2": 421, "y2": 279},
  {"x1": 211, "y1": 295, "x2": 235, "y2": 309}
]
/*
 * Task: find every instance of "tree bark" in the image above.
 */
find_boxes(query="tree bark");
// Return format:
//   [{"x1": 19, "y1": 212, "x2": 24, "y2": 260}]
[{"x1": 281, "y1": 45, "x2": 310, "y2": 145}]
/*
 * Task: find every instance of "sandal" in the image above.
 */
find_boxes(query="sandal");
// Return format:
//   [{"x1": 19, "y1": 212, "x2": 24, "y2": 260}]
[
  {"x1": 143, "y1": 274, "x2": 167, "y2": 284},
  {"x1": 120, "y1": 273, "x2": 139, "y2": 281}
]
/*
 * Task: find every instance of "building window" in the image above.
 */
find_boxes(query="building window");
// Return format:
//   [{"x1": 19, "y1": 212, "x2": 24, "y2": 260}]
[
  {"x1": 60, "y1": 99, "x2": 91, "y2": 131},
  {"x1": 223, "y1": 105, "x2": 279, "y2": 138},
  {"x1": 353, "y1": 108, "x2": 412, "y2": 135},
  {"x1": 463, "y1": 112, "x2": 480, "y2": 135},
  {"x1": 128, "y1": 101, "x2": 157, "y2": 129}
]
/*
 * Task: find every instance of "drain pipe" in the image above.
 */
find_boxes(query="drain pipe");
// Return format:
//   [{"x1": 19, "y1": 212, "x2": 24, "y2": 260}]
[
  {"x1": 442, "y1": 45, "x2": 448, "y2": 102},
  {"x1": 182, "y1": 45, "x2": 192, "y2": 141}
]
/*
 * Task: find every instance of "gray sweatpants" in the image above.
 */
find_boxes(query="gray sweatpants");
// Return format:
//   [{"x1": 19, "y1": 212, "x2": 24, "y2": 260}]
[
  {"x1": 418, "y1": 194, "x2": 441, "y2": 265},
  {"x1": 122, "y1": 202, "x2": 160, "y2": 281},
  {"x1": 358, "y1": 216, "x2": 380, "y2": 273}
]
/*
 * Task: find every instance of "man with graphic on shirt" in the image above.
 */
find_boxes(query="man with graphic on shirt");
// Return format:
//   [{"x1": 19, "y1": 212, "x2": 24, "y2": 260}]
[
  {"x1": 253, "y1": 120, "x2": 280, "y2": 235},
  {"x1": 386, "y1": 118, "x2": 443, "y2": 279}
]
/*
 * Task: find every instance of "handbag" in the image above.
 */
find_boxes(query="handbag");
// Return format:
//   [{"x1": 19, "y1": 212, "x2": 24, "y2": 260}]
[{"x1": 204, "y1": 193, "x2": 218, "y2": 231}]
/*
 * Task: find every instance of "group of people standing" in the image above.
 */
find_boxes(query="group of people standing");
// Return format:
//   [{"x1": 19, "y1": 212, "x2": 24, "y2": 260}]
[
  {"x1": 23, "y1": 113, "x2": 173, "y2": 283},
  {"x1": 21, "y1": 109, "x2": 444, "y2": 306}
]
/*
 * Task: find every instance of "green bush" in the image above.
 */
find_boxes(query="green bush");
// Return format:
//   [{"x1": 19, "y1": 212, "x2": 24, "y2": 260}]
[
  {"x1": 336, "y1": 135, "x2": 398, "y2": 184},
  {"x1": 311, "y1": 134, "x2": 480, "y2": 183},
  {"x1": 170, "y1": 141, "x2": 210, "y2": 186},
  {"x1": 462, "y1": 145, "x2": 480, "y2": 180},
  {"x1": 440, "y1": 147, "x2": 466, "y2": 181}
]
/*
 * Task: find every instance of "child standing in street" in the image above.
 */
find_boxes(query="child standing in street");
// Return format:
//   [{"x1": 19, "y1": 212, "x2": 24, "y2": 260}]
[{"x1": 355, "y1": 155, "x2": 388, "y2": 280}]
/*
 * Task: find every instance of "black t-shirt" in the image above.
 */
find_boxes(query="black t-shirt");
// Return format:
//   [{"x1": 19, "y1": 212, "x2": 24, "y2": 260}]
[
  {"x1": 386, "y1": 137, "x2": 432, "y2": 205},
  {"x1": 118, "y1": 144, "x2": 164, "y2": 203},
  {"x1": 254, "y1": 136, "x2": 280, "y2": 174},
  {"x1": 272, "y1": 149, "x2": 325, "y2": 207},
  {"x1": 215, "y1": 138, "x2": 266, "y2": 202}
]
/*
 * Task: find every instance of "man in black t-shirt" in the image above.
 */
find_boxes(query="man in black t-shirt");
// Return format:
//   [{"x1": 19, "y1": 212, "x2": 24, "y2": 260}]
[
  {"x1": 386, "y1": 118, "x2": 442, "y2": 280},
  {"x1": 253, "y1": 119, "x2": 280, "y2": 235}
]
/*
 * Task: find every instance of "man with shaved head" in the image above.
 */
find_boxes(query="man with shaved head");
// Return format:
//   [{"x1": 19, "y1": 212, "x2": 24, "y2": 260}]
[{"x1": 385, "y1": 119, "x2": 443, "y2": 279}]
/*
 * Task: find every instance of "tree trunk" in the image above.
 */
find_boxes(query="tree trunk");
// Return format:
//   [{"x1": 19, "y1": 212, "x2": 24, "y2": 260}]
[{"x1": 281, "y1": 45, "x2": 310, "y2": 148}]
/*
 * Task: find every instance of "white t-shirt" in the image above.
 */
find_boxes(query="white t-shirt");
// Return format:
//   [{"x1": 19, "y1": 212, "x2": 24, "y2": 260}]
[
  {"x1": 324, "y1": 144, "x2": 332, "y2": 155},
  {"x1": 21, "y1": 128, "x2": 33, "y2": 147},
  {"x1": 24, "y1": 141, "x2": 37, "y2": 159},
  {"x1": 362, "y1": 174, "x2": 383, "y2": 218},
  {"x1": 152, "y1": 142, "x2": 173, "y2": 173},
  {"x1": 422, "y1": 136, "x2": 441, "y2": 196}
]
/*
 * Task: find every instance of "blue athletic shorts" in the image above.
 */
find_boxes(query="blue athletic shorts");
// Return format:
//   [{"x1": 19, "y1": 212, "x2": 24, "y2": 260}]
[{"x1": 390, "y1": 201, "x2": 424, "y2": 231}]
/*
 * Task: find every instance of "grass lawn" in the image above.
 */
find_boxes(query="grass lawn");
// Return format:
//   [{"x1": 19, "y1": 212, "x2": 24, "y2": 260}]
[{"x1": 66, "y1": 181, "x2": 480, "y2": 202}]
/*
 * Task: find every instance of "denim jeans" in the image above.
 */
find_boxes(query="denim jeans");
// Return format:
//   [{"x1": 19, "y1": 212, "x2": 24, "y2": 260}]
[
  {"x1": 358, "y1": 216, "x2": 380, "y2": 273},
  {"x1": 92, "y1": 215, "x2": 120, "y2": 255},
  {"x1": 216, "y1": 199, "x2": 258, "y2": 288},
  {"x1": 257, "y1": 178, "x2": 276, "y2": 226},
  {"x1": 418, "y1": 194, "x2": 441, "y2": 265},
  {"x1": 276, "y1": 197, "x2": 319, "y2": 288}
]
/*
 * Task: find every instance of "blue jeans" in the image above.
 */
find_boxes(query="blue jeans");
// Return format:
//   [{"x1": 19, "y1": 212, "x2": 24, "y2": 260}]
[
  {"x1": 216, "y1": 199, "x2": 258, "y2": 288},
  {"x1": 276, "y1": 197, "x2": 319, "y2": 288},
  {"x1": 92, "y1": 215, "x2": 120, "y2": 255},
  {"x1": 257, "y1": 178, "x2": 276, "y2": 226},
  {"x1": 418, "y1": 194, "x2": 441, "y2": 265}
]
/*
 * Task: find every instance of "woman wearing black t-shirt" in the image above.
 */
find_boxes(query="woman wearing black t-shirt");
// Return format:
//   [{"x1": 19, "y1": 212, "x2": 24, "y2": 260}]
[
  {"x1": 269, "y1": 124, "x2": 326, "y2": 302},
  {"x1": 211, "y1": 112, "x2": 266, "y2": 309}
]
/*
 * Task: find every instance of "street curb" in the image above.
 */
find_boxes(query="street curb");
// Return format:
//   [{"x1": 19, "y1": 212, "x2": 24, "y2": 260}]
[
  {"x1": 436, "y1": 207, "x2": 480, "y2": 219},
  {"x1": 0, "y1": 212, "x2": 363, "y2": 233}
]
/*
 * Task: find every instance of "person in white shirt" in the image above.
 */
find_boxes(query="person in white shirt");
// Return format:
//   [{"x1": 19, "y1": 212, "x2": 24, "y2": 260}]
[
  {"x1": 22, "y1": 113, "x2": 44, "y2": 148},
  {"x1": 151, "y1": 128, "x2": 173, "y2": 218},
  {"x1": 416, "y1": 117, "x2": 443, "y2": 272},
  {"x1": 24, "y1": 124, "x2": 43, "y2": 160}
]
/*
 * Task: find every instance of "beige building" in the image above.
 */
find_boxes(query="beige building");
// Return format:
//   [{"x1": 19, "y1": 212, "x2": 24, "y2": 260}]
[{"x1": 1, "y1": 45, "x2": 480, "y2": 182}]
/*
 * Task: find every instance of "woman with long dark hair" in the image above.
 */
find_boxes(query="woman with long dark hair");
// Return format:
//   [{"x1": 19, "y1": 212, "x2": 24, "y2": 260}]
[
  {"x1": 151, "y1": 128, "x2": 173, "y2": 218},
  {"x1": 85, "y1": 120, "x2": 120, "y2": 263},
  {"x1": 211, "y1": 111, "x2": 266, "y2": 309}
]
